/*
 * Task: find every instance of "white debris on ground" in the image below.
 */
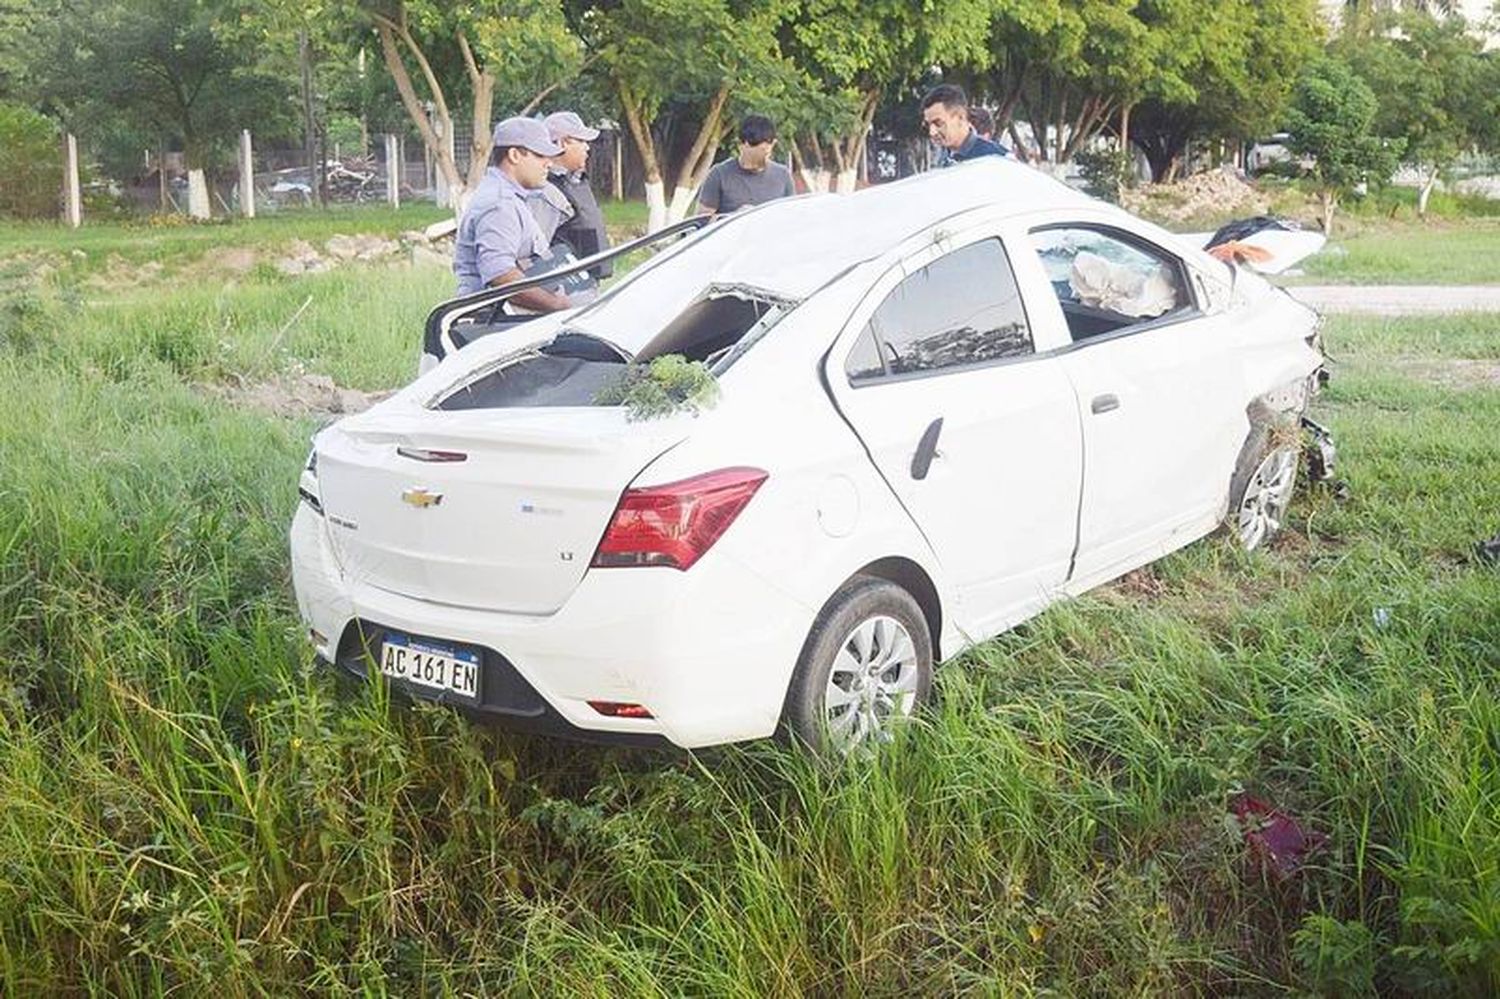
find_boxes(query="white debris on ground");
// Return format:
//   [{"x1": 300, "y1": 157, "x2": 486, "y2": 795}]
[{"x1": 1122, "y1": 166, "x2": 1271, "y2": 225}]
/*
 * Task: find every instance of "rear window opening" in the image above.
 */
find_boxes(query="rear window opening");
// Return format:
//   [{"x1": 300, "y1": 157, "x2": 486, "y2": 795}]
[
  {"x1": 633, "y1": 290, "x2": 783, "y2": 368},
  {"x1": 435, "y1": 333, "x2": 626, "y2": 410},
  {"x1": 432, "y1": 289, "x2": 789, "y2": 411}
]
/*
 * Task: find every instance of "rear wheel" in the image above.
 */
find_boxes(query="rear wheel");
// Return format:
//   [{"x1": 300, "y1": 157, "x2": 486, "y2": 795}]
[
  {"x1": 1230, "y1": 422, "x2": 1300, "y2": 551},
  {"x1": 781, "y1": 576, "x2": 933, "y2": 754}
]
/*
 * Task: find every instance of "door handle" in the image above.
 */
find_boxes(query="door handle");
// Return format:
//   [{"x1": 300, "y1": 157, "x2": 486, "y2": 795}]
[
  {"x1": 1090, "y1": 393, "x2": 1120, "y2": 415},
  {"x1": 911, "y1": 417, "x2": 944, "y2": 480}
]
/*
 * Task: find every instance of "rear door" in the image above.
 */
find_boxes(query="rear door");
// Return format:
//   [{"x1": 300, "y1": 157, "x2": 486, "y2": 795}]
[{"x1": 824, "y1": 222, "x2": 1083, "y2": 638}]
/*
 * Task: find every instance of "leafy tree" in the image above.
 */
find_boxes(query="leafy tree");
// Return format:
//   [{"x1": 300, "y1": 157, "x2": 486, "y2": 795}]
[
  {"x1": 25, "y1": 0, "x2": 295, "y2": 175},
  {"x1": 0, "y1": 102, "x2": 61, "y2": 218},
  {"x1": 1341, "y1": 10, "x2": 1498, "y2": 216},
  {"x1": 362, "y1": 0, "x2": 586, "y2": 211},
  {"x1": 784, "y1": 0, "x2": 996, "y2": 190},
  {"x1": 1284, "y1": 56, "x2": 1403, "y2": 233},
  {"x1": 596, "y1": 0, "x2": 797, "y2": 229}
]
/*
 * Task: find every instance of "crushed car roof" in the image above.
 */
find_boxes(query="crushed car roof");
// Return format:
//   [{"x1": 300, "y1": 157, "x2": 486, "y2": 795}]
[{"x1": 571, "y1": 158, "x2": 1096, "y2": 345}]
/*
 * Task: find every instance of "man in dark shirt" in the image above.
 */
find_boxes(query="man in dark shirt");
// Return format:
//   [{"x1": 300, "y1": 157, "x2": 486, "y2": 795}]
[
  {"x1": 922, "y1": 84, "x2": 1009, "y2": 167},
  {"x1": 698, "y1": 114, "x2": 795, "y2": 215}
]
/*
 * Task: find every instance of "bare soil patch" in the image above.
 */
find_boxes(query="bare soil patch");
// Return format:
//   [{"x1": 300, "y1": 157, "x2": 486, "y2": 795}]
[
  {"x1": 204, "y1": 371, "x2": 393, "y2": 419},
  {"x1": 1392, "y1": 357, "x2": 1500, "y2": 390}
]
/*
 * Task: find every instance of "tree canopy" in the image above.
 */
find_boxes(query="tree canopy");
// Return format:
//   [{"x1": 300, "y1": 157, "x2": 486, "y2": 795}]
[{"x1": 2, "y1": 0, "x2": 1497, "y2": 222}]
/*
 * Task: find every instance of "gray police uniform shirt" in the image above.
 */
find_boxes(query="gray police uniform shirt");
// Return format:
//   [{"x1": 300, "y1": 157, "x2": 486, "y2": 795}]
[
  {"x1": 698, "y1": 158, "x2": 794, "y2": 214},
  {"x1": 453, "y1": 166, "x2": 549, "y2": 296}
]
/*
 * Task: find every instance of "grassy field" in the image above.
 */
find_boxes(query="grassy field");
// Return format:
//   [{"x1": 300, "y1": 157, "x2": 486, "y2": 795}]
[
  {"x1": 0, "y1": 214, "x2": 1497, "y2": 994},
  {"x1": 1295, "y1": 219, "x2": 1500, "y2": 286}
]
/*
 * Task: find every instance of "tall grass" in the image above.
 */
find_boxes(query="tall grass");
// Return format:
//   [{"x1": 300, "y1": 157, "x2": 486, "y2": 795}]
[{"x1": 0, "y1": 238, "x2": 1496, "y2": 993}]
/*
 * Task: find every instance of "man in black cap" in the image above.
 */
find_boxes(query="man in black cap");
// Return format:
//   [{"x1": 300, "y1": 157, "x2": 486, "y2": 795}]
[
  {"x1": 453, "y1": 116, "x2": 573, "y2": 312},
  {"x1": 530, "y1": 111, "x2": 613, "y2": 279}
]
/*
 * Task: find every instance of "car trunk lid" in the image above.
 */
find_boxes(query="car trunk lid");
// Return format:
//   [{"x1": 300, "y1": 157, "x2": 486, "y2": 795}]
[{"x1": 315, "y1": 405, "x2": 685, "y2": 614}]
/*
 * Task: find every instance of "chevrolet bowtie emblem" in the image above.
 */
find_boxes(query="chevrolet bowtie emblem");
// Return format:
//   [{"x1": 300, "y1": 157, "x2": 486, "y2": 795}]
[{"x1": 401, "y1": 487, "x2": 443, "y2": 509}]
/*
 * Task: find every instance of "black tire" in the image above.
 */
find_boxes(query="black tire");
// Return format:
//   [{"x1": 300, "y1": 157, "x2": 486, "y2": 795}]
[
  {"x1": 780, "y1": 575, "x2": 934, "y2": 754},
  {"x1": 1228, "y1": 419, "x2": 1300, "y2": 551}
]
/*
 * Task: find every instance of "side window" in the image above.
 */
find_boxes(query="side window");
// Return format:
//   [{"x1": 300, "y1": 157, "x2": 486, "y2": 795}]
[
  {"x1": 1031, "y1": 227, "x2": 1191, "y2": 343},
  {"x1": 845, "y1": 238, "x2": 1032, "y2": 384},
  {"x1": 845, "y1": 325, "x2": 885, "y2": 382}
]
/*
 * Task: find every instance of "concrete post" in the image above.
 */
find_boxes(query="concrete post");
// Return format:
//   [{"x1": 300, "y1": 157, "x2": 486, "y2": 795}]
[
  {"x1": 613, "y1": 131, "x2": 624, "y2": 201},
  {"x1": 187, "y1": 168, "x2": 210, "y2": 219},
  {"x1": 239, "y1": 129, "x2": 256, "y2": 218},
  {"x1": 385, "y1": 133, "x2": 400, "y2": 209},
  {"x1": 63, "y1": 133, "x2": 82, "y2": 228}
]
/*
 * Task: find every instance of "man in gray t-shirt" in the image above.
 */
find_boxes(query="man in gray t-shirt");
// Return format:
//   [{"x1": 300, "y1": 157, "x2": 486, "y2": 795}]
[{"x1": 698, "y1": 114, "x2": 795, "y2": 216}]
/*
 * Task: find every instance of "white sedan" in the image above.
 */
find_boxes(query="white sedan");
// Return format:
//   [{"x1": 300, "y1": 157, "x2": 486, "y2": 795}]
[{"x1": 290, "y1": 158, "x2": 1329, "y2": 752}]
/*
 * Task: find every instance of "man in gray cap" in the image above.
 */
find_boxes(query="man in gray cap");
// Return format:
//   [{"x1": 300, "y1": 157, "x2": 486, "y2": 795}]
[
  {"x1": 453, "y1": 116, "x2": 572, "y2": 311},
  {"x1": 530, "y1": 111, "x2": 613, "y2": 279}
]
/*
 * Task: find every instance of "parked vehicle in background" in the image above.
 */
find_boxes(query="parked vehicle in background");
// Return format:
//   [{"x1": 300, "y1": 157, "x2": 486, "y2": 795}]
[{"x1": 290, "y1": 159, "x2": 1330, "y2": 753}]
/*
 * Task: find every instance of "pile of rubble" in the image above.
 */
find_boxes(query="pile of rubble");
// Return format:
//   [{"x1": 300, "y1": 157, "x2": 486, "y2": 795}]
[
  {"x1": 1122, "y1": 167, "x2": 1270, "y2": 226},
  {"x1": 276, "y1": 234, "x2": 408, "y2": 275}
]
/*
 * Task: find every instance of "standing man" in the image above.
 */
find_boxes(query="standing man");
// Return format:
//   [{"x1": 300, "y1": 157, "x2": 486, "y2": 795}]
[
  {"x1": 698, "y1": 114, "x2": 795, "y2": 216},
  {"x1": 529, "y1": 110, "x2": 614, "y2": 278},
  {"x1": 922, "y1": 85, "x2": 1009, "y2": 167},
  {"x1": 453, "y1": 116, "x2": 572, "y2": 312}
]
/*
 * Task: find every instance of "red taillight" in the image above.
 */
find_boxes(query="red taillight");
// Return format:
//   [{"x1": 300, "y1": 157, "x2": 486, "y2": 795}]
[
  {"x1": 588, "y1": 700, "x2": 654, "y2": 719},
  {"x1": 591, "y1": 467, "x2": 768, "y2": 571}
]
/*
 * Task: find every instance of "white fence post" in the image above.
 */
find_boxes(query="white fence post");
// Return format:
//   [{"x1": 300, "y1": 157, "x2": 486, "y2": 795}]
[
  {"x1": 614, "y1": 132, "x2": 624, "y2": 201},
  {"x1": 187, "y1": 168, "x2": 210, "y2": 219},
  {"x1": 385, "y1": 133, "x2": 400, "y2": 209},
  {"x1": 239, "y1": 129, "x2": 255, "y2": 218},
  {"x1": 63, "y1": 133, "x2": 82, "y2": 228}
]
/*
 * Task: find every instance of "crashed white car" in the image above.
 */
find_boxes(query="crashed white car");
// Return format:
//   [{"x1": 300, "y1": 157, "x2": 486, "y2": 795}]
[{"x1": 291, "y1": 158, "x2": 1329, "y2": 752}]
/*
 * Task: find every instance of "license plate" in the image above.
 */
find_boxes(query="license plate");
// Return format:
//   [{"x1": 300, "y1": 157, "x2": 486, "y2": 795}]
[{"x1": 379, "y1": 633, "x2": 480, "y2": 701}]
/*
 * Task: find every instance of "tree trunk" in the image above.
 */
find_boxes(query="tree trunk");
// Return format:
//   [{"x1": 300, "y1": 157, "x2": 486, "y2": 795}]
[
  {"x1": 457, "y1": 32, "x2": 496, "y2": 194},
  {"x1": 790, "y1": 139, "x2": 831, "y2": 193},
  {"x1": 644, "y1": 180, "x2": 667, "y2": 231},
  {"x1": 299, "y1": 31, "x2": 320, "y2": 210},
  {"x1": 1320, "y1": 190, "x2": 1338, "y2": 235},
  {"x1": 666, "y1": 84, "x2": 730, "y2": 222},
  {"x1": 618, "y1": 82, "x2": 668, "y2": 230},
  {"x1": 1417, "y1": 167, "x2": 1438, "y2": 219},
  {"x1": 374, "y1": 16, "x2": 466, "y2": 212},
  {"x1": 830, "y1": 90, "x2": 878, "y2": 192}
]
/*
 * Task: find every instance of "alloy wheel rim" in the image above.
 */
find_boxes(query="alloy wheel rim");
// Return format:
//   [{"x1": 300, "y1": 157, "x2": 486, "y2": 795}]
[
  {"x1": 823, "y1": 614, "x2": 920, "y2": 751},
  {"x1": 1237, "y1": 447, "x2": 1298, "y2": 550}
]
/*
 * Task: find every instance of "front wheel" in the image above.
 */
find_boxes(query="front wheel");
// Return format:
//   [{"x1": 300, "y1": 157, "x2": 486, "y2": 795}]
[
  {"x1": 1229, "y1": 423, "x2": 1300, "y2": 551},
  {"x1": 781, "y1": 576, "x2": 933, "y2": 754}
]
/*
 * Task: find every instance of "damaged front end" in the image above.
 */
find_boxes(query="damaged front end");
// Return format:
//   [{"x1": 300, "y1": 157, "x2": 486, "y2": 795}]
[{"x1": 1301, "y1": 415, "x2": 1337, "y2": 486}]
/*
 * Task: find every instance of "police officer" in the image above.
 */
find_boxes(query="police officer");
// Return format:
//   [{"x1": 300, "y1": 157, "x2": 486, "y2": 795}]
[
  {"x1": 453, "y1": 116, "x2": 572, "y2": 312},
  {"x1": 530, "y1": 111, "x2": 613, "y2": 279}
]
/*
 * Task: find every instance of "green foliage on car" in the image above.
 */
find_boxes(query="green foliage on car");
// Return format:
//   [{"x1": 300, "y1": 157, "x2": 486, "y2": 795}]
[{"x1": 595, "y1": 354, "x2": 721, "y2": 422}]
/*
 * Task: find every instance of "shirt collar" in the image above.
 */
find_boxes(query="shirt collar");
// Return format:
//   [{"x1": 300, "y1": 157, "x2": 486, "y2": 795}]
[{"x1": 488, "y1": 165, "x2": 530, "y2": 199}]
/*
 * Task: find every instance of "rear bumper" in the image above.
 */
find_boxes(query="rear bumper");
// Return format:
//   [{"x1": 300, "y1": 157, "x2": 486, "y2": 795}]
[
  {"x1": 290, "y1": 504, "x2": 815, "y2": 749},
  {"x1": 320, "y1": 636, "x2": 672, "y2": 748}
]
